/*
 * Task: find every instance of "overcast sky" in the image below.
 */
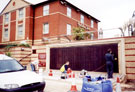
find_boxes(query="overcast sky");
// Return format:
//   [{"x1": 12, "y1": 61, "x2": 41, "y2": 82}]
[{"x1": 0, "y1": 0, "x2": 135, "y2": 38}]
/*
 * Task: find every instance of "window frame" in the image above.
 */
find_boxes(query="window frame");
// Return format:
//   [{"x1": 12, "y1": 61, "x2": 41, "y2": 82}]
[
  {"x1": 67, "y1": 24, "x2": 72, "y2": 35},
  {"x1": 91, "y1": 19, "x2": 94, "y2": 28},
  {"x1": 5, "y1": 13, "x2": 9, "y2": 23},
  {"x1": 18, "y1": 25, "x2": 23, "y2": 36},
  {"x1": 43, "y1": 23, "x2": 49, "y2": 34},
  {"x1": 43, "y1": 5, "x2": 49, "y2": 16},
  {"x1": 67, "y1": 7, "x2": 71, "y2": 18},
  {"x1": 18, "y1": 8, "x2": 24, "y2": 19},
  {"x1": 4, "y1": 28, "x2": 8, "y2": 38},
  {"x1": 80, "y1": 14, "x2": 84, "y2": 24}
]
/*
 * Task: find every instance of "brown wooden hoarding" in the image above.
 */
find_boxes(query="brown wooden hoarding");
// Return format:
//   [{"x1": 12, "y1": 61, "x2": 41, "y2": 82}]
[{"x1": 50, "y1": 44, "x2": 118, "y2": 72}]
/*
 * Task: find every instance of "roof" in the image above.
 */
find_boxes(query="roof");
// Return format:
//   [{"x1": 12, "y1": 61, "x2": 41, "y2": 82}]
[{"x1": 23, "y1": 0, "x2": 48, "y2": 5}]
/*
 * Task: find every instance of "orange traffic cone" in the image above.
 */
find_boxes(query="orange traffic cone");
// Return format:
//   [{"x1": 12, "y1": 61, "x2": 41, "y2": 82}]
[
  {"x1": 67, "y1": 68, "x2": 72, "y2": 78},
  {"x1": 116, "y1": 77, "x2": 122, "y2": 92},
  {"x1": 68, "y1": 72, "x2": 80, "y2": 92},
  {"x1": 48, "y1": 69, "x2": 53, "y2": 76}
]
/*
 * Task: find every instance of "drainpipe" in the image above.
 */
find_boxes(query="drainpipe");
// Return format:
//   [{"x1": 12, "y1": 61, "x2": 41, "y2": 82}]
[{"x1": 32, "y1": 5, "x2": 35, "y2": 45}]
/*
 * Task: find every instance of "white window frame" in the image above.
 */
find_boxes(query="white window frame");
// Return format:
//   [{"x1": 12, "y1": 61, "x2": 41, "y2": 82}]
[
  {"x1": 81, "y1": 14, "x2": 84, "y2": 24},
  {"x1": 91, "y1": 19, "x2": 94, "y2": 28},
  {"x1": 67, "y1": 7, "x2": 71, "y2": 17},
  {"x1": 19, "y1": 8, "x2": 24, "y2": 19},
  {"x1": 43, "y1": 23, "x2": 49, "y2": 34},
  {"x1": 4, "y1": 28, "x2": 8, "y2": 38},
  {"x1": 5, "y1": 13, "x2": 9, "y2": 23},
  {"x1": 67, "y1": 24, "x2": 71, "y2": 35},
  {"x1": 18, "y1": 25, "x2": 23, "y2": 36},
  {"x1": 43, "y1": 5, "x2": 49, "y2": 16},
  {"x1": 91, "y1": 33, "x2": 94, "y2": 40}
]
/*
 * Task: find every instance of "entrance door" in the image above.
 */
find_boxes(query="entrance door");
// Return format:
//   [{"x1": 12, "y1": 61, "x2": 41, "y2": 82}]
[{"x1": 50, "y1": 44, "x2": 118, "y2": 72}]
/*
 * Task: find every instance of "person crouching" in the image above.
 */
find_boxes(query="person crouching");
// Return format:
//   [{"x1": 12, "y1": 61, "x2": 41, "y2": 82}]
[{"x1": 60, "y1": 61, "x2": 70, "y2": 79}]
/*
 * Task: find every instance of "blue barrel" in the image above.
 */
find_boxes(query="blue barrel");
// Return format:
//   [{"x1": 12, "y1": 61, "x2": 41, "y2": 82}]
[
  {"x1": 81, "y1": 78, "x2": 113, "y2": 92},
  {"x1": 102, "y1": 80, "x2": 113, "y2": 92}
]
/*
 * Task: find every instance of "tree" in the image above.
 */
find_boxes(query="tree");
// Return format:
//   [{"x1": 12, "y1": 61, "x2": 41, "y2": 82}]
[
  {"x1": 72, "y1": 27, "x2": 85, "y2": 40},
  {"x1": 121, "y1": 12, "x2": 135, "y2": 36},
  {"x1": 72, "y1": 27, "x2": 92, "y2": 40}
]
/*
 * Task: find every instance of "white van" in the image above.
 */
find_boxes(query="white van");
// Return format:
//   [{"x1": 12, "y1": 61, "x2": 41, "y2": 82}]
[{"x1": 0, "y1": 54, "x2": 45, "y2": 92}]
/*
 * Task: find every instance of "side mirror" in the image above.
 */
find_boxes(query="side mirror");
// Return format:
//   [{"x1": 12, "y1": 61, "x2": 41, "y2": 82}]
[{"x1": 23, "y1": 66, "x2": 27, "y2": 70}]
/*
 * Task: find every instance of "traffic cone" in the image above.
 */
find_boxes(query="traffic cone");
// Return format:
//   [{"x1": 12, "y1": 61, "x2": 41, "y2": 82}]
[
  {"x1": 115, "y1": 77, "x2": 122, "y2": 92},
  {"x1": 68, "y1": 72, "x2": 80, "y2": 92},
  {"x1": 48, "y1": 69, "x2": 53, "y2": 76},
  {"x1": 67, "y1": 68, "x2": 72, "y2": 78}
]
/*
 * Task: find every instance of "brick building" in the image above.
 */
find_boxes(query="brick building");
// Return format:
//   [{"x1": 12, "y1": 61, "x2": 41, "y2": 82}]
[
  {"x1": 0, "y1": 0, "x2": 99, "y2": 44},
  {"x1": 0, "y1": 0, "x2": 99, "y2": 65}
]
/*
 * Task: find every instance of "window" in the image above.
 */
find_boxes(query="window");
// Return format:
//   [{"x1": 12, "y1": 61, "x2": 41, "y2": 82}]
[
  {"x1": 5, "y1": 13, "x2": 9, "y2": 23},
  {"x1": 4, "y1": 29, "x2": 8, "y2": 38},
  {"x1": 43, "y1": 23, "x2": 49, "y2": 34},
  {"x1": 67, "y1": 7, "x2": 71, "y2": 17},
  {"x1": 91, "y1": 33, "x2": 94, "y2": 40},
  {"x1": 91, "y1": 19, "x2": 94, "y2": 28},
  {"x1": 18, "y1": 25, "x2": 23, "y2": 36},
  {"x1": 67, "y1": 24, "x2": 71, "y2": 35},
  {"x1": 43, "y1": 5, "x2": 49, "y2": 16},
  {"x1": 81, "y1": 14, "x2": 84, "y2": 24},
  {"x1": 19, "y1": 8, "x2": 24, "y2": 19}
]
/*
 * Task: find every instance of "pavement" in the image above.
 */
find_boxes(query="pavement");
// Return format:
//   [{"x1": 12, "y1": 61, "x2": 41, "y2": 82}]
[
  {"x1": 37, "y1": 70, "x2": 135, "y2": 92},
  {"x1": 39, "y1": 70, "x2": 119, "y2": 92}
]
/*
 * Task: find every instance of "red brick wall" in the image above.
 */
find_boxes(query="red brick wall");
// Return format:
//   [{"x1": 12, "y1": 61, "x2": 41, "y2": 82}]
[
  {"x1": 58, "y1": 1, "x2": 98, "y2": 30},
  {"x1": 50, "y1": 1, "x2": 60, "y2": 14},
  {"x1": 34, "y1": 14, "x2": 60, "y2": 39},
  {"x1": 25, "y1": 6, "x2": 34, "y2": 40},
  {"x1": 34, "y1": 0, "x2": 98, "y2": 40},
  {"x1": 10, "y1": 22, "x2": 16, "y2": 41},
  {"x1": 59, "y1": 14, "x2": 77, "y2": 35},
  {"x1": 11, "y1": 11, "x2": 16, "y2": 21}
]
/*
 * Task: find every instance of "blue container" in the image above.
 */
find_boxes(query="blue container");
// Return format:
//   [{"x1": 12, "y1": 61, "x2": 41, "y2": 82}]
[
  {"x1": 102, "y1": 80, "x2": 113, "y2": 92},
  {"x1": 81, "y1": 78, "x2": 113, "y2": 92}
]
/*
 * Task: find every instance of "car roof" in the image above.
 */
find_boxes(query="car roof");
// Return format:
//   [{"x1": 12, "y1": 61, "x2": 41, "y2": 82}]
[{"x1": 0, "y1": 54, "x2": 13, "y2": 60}]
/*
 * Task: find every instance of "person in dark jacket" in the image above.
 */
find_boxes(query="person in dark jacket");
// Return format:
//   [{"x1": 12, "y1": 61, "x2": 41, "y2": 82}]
[{"x1": 105, "y1": 49, "x2": 114, "y2": 78}]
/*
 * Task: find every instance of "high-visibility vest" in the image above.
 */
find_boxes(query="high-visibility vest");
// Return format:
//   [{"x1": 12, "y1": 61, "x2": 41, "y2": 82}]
[{"x1": 60, "y1": 65, "x2": 65, "y2": 72}]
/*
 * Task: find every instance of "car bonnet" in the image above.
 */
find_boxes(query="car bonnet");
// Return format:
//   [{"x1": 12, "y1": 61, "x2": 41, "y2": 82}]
[{"x1": 0, "y1": 70, "x2": 43, "y2": 87}]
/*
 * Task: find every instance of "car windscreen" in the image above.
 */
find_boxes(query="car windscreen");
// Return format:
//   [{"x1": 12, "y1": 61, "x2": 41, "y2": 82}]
[{"x1": 0, "y1": 59, "x2": 24, "y2": 73}]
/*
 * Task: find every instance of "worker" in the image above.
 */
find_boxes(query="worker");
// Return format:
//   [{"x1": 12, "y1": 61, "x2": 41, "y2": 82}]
[
  {"x1": 60, "y1": 61, "x2": 70, "y2": 79},
  {"x1": 105, "y1": 49, "x2": 114, "y2": 79}
]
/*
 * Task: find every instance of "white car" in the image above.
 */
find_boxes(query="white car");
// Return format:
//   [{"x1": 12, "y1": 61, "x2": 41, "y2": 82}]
[{"x1": 0, "y1": 54, "x2": 45, "y2": 92}]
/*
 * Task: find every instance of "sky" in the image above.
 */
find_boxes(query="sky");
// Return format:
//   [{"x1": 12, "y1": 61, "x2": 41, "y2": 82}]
[{"x1": 0, "y1": 0, "x2": 135, "y2": 38}]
